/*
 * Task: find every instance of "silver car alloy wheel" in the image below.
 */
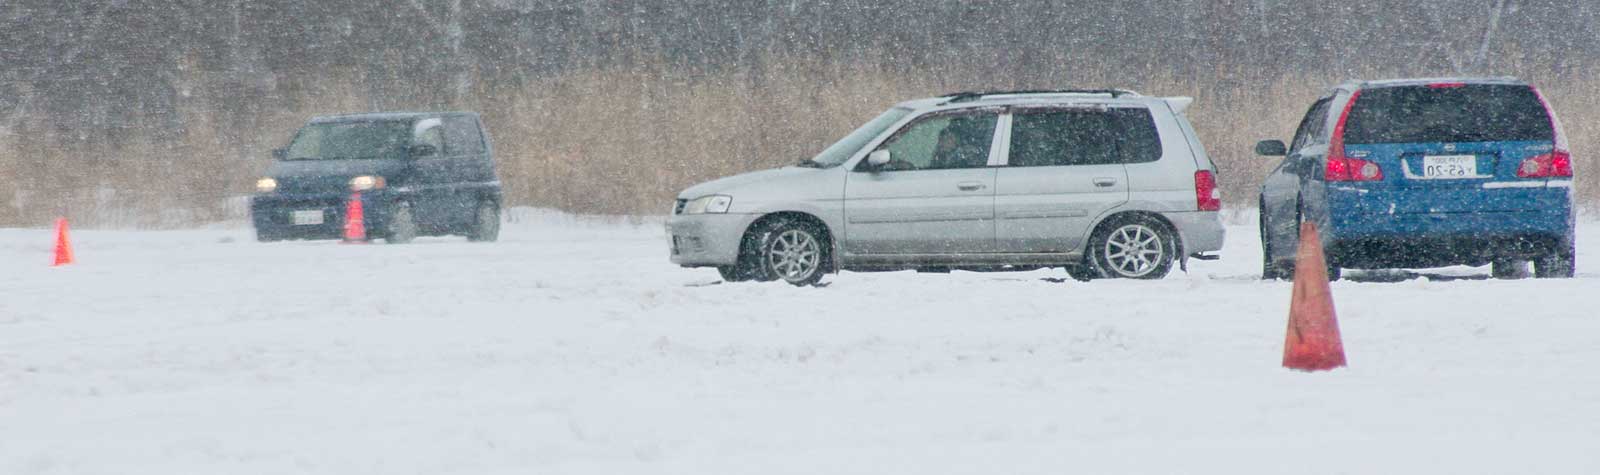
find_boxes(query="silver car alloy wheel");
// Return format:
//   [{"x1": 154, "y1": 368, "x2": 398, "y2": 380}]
[
  {"x1": 767, "y1": 229, "x2": 821, "y2": 282},
  {"x1": 1103, "y1": 223, "x2": 1164, "y2": 278}
]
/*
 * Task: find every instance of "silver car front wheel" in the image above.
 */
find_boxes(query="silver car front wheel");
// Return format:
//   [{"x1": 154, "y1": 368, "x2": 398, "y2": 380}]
[{"x1": 760, "y1": 222, "x2": 826, "y2": 286}]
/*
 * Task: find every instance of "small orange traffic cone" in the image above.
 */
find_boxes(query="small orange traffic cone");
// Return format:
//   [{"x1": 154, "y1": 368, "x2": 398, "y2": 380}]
[
  {"x1": 341, "y1": 193, "x2": 367, "y2": 244},
  {"x1": 52, "y1": 217, "x2": 74, "y2": 266},
  {"x1": 1282, "y1": 221, "x2": 1346, "y2": 372}
]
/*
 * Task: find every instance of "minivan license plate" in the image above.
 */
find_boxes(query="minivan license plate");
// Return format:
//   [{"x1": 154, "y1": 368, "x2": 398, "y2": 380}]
[
  {"x1": 292, "y1": 210, "x2": 324, "y2": 225},
  {"x1": 1422, "y1": 155, "x2": 1476, "y2": 179}
]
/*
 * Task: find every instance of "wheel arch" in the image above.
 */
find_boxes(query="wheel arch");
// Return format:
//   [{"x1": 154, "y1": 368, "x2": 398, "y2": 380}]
[
  {"x1": 1085, "y1": 210, "x2": 1186, "y2": 264},
  {"x1": 741, "y1": 211, "x2": 838, "y2": 272}
]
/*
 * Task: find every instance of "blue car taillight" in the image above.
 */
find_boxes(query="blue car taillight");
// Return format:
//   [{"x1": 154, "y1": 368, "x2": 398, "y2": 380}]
[
  {"x1": 1325, "y1": 90, "x2": 1383, "y2": 182},
  {"x1": 1517, "y1": 150, "x2": 1573, "y2": 178},
  {"x1": 1325, "y1": 156, "x2": 1384, "y2": 182}
]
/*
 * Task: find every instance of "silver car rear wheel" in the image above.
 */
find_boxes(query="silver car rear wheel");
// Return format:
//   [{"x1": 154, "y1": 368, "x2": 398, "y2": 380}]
[{"x1": 1090, "y1": 217, "x2": 1175, "y2": 280}]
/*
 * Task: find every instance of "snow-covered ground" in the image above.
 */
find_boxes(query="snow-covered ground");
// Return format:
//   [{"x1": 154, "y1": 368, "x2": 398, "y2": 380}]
[{"x1": 3, "y1": 209, "x2": 1598, "y2": 474}]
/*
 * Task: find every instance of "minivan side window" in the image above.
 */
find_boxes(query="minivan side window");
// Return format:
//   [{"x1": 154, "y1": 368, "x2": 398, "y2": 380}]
[
  {"x1": 1289, "y1": 98, "x2": 1331, "y2": 154},
  {"x1": 875, "y1": 112, "x2": 998, "y2": 171},
  {"x1": 444, "y1": 116, "x2": 485, "y2": 156},
  {"x1": 1007, "y1": 108, "x2": 1161, "y2": 167}
]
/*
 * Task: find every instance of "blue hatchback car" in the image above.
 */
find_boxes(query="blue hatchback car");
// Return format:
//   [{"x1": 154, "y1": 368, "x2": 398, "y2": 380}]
[{"x1": 1256, "y1": 78, "x2": 1574, "y2": 280}]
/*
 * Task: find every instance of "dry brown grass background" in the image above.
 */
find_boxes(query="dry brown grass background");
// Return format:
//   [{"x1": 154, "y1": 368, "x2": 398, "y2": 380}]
[{"x1": 2, "y1": 60, "x2": 1595, "y2": 228}]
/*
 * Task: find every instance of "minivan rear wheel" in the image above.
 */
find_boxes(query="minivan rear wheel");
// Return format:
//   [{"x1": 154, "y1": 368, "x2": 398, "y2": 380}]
[
  {"x1": 1491, "y1": 259, "x2": 1528, "y2": 279},
  {"x1": 467, "y1": 200, "x2": 500, "y2": 242},
  {"x1": 386, "y1": 202, "x2": 417, "y2": 244},
  {"x1": 1090, "y1": 216, "x2": 1175, "y2": 280},
  {"x1": 1534, "y1": 245, "x2": 1575, "y2": 278}
]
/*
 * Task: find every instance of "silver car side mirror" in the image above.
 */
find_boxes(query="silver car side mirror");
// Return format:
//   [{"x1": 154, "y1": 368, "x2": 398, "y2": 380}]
[{"x1": 867, "y1": 149, "x2": 891, "y2": 167}]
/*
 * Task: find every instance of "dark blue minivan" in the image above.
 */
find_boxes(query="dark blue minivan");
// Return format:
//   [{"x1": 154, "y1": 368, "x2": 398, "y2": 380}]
[
  {"x1": 251, "y1": 112, "x2": 501, "y2": 243},
  {"x1": 1256, "y1": 78, "x2": 1574, "y2": 280}
]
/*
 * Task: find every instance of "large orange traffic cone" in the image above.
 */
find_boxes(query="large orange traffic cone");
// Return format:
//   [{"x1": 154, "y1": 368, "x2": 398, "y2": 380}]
[
  {"x1": 1282, "y1": 221, "x2": 1346, "y2": 372},
  {"x1": 52, "y1": 217, "x2": 74, "y2": 266},
  {"x1": 341, "y1": 193, "x2": 367, "y2": 244}
]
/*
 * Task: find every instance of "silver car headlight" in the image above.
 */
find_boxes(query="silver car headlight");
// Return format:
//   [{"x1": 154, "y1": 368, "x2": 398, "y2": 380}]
[
  {"x1": 256, "y1": 177, "x2": 278, "y2": 193},
  {"x1": 682, "y1": 195, "x2": 733, "y2": 214}
]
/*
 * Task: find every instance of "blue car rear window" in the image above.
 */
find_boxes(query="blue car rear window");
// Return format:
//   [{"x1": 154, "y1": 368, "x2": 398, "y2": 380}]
[{"x1": 1343, "y1": 84, "x2": 1552, "y2": 145}]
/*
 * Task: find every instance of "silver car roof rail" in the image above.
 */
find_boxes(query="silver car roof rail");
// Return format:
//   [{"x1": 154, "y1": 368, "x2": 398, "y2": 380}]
[{"x1": 941, "y1": 89, "x2": 1140, "y2": 104}]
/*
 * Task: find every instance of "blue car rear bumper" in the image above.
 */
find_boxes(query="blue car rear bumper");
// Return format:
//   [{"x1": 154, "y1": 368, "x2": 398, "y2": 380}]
[{"x1": 1322, "y1": 186, "x2": 1573, "y2": 268}]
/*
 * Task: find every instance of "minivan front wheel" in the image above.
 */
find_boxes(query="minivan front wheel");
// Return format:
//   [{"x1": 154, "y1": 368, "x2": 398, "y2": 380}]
[
  {"x1": 1091, "y1": 217, "x2": 1175, "y2": 280},
  {"x1": 386, "y1": 202, "x2": 417, "y2": 244},
  {"x1": 757, "y1": 220, "x2": 828, "y2": 287},
  {"x1": 467, "y1": 200, "x2": 500, "y2": 242}
]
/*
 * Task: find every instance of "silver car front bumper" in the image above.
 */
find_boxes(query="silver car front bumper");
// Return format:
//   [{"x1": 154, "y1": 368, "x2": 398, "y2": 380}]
[{"x1": 666, "y1": 213, "x2": 760, "y2": 267}]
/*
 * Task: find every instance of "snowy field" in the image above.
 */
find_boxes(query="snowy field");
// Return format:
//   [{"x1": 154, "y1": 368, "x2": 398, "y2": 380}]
[{"x1": 3, "y1": 209, "x2": 1599, "y2": 474}]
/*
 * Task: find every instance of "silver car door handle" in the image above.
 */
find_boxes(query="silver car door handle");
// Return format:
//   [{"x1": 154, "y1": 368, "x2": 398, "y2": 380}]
[
  {"x1": 1093, "y1": 177, "x2": 1118, "y2": 187},
  {"x1": 957, "y1": 181, "x2": 987, "y2": 191}
]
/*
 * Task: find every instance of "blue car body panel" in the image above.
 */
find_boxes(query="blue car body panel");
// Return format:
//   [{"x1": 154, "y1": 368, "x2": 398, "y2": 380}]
[{"x1": 1258, "y1": 78, "x2": 1574, "y2": 272}]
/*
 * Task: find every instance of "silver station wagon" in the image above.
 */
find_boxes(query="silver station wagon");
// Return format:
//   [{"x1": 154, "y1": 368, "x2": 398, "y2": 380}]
[{"x1": 668, "y1": 89, "x2": 1226, "y2": 286}]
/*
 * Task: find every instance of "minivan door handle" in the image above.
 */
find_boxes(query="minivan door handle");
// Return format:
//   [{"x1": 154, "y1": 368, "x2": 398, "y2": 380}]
[
  {"x1": 957, "y1": 181, "x2": 987, "y2": 191},
  {"x1": 1093, "y1": 177, "x2": 1119, "y2": 187}
]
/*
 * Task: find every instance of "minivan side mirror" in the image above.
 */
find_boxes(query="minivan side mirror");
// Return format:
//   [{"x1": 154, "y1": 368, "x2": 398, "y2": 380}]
[
  {"x1": 1255, "y1": 140, "x2": 1288, "y2": 157},
  {"x1": 271, "y1": 148, "x2": 287, "y2": 160},
  {"x1": 408, "y1": 143, "x2": 438, "y2": 158},
  {"x1": 867, "y1": 149, "x2": 892, "y2": 168}
]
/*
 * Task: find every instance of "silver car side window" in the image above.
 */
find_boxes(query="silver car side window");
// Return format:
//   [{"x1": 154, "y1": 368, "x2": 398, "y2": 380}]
[{"x1": 875, "y1": 111, "x2": 998, "y2": 172}]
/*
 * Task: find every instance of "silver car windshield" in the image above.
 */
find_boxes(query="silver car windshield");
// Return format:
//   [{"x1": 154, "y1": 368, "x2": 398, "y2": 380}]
[{"x1": 804, "y1": 107, "x2": 913, "y2": 167}]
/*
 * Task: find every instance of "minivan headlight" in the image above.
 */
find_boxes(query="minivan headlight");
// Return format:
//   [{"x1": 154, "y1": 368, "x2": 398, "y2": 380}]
[
  {"x1": 682, "y1": 195, "x2": 733, "y2": 214},
  {"x1": 256, "y1": 177, "x2": 278, "y2": 193},
  {"x1": 349, "y1": 175, "x2": 386, "y2": 191}
]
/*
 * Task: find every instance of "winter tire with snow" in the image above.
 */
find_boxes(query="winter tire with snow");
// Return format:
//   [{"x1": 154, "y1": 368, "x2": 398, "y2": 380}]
[
  {"x1": 755, "y1": 219, "x2": 828, "y2": 287},
  {"x1": 385, "y1": 202, "x2": 418, "y2": 244},
  {"x1": 1089, "y1": 216, "x2": 1175, "y2": 280},
  {"x1": 467, "y1": 200, "x2": 500, "y2": 242}
]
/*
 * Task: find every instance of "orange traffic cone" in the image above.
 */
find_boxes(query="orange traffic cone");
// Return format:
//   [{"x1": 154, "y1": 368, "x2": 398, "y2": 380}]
[
  {"x1": 1282, "y1": 221, "x2": 1346, "y2": 372},
  {"x1": 52, "y1": 217, "x2": 74, "y2": 266},
  {"x1": 341, "y1": 193, "x2": 367, "y2": 244}
]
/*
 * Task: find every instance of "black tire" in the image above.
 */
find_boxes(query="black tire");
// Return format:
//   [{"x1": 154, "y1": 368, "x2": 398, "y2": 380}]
[
  {"x1": 1260, "y1": 203, "x2": 1287, "y2": 280},
  {"x1": 1534, "y1": 245, "x2": 1575, "y2": 278},
  {"x1": 385, "y1": 202, "x2": 417, "y2": 244},
  {"x1": 753, "y1": 218, "x2": 829, "y2": 286},
  {"x1": 256, "y1": 230, "x2": 282, "y2": 243},
  {"x1": 721, "y1": 229, "x2": 776, "y2": 283},
  {"x1": 1278, "y1": 198, "x2": 1341, "y2": 282},
  {"x1": 1089, "y1": 215, "x2": 1176, "y2": 280},
  {"x1": 1064, "y1": 264, "x2": 1097, "y2": 282},
  {"x1": 466, "y1": 200, "x2": 500, "y2": 242},
  {"x1": 716, "y1": 265, "x2": 749, "y2": 282},
  {"x1": 1491, "y1": 259, "x2": 1528, "y2": 279}
]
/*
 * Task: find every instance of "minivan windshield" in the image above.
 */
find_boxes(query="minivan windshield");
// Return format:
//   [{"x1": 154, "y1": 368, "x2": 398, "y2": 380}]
[
  {"x1": 283, "y1": 120, "x2": 412, "y2": 160},
  {"x1": 1343, "y1": 84, "x2": 1553, "y2": 144},
  {"x1": 802, "y1": 107, "x2": 913, "y2": 167}
]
